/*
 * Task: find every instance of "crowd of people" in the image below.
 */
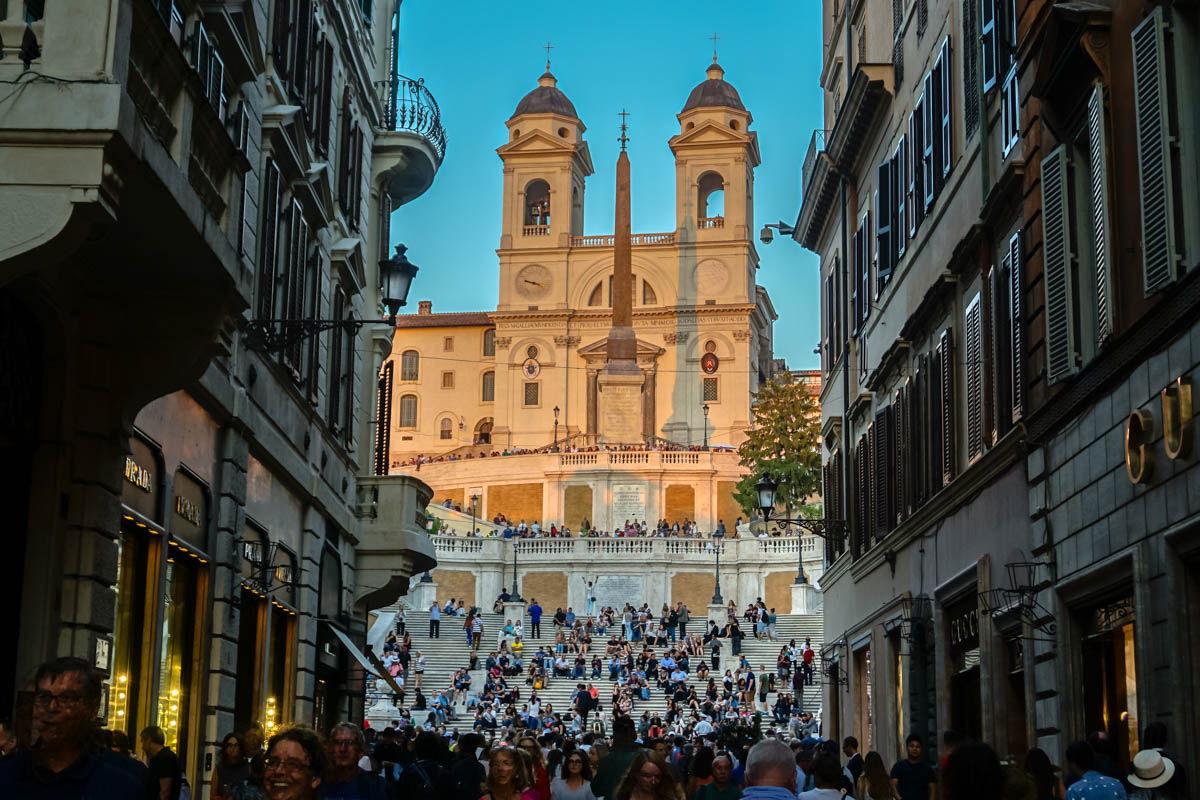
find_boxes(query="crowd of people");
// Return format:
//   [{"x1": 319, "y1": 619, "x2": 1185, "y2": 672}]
[
  {"x1": 434, "y1": 505, "x2": 757, "y2": 541},
  {"x1": 0, "y1": 654, "x2": 1187, "y2": 799}
]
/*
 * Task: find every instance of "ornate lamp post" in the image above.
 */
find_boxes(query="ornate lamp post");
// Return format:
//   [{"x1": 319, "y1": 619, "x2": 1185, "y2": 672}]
[
  {"x1": 702, "y1": 403, "x2": 710, "y2": 450},
  {"x1": 754, "y1": 471, "x2": 843, "y2": 584},
  {"x1": 711, "y1": 528, "x2": 725, "y2": 604},
  {"x1": 553, "y1": 405, "x2": 560, "y2": 452},
  {"x1": 469, "y1": 493, "x2": 480, "y2": 537}
]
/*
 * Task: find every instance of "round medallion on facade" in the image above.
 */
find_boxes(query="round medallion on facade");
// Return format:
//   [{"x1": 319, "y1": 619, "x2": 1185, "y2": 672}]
[
  {"x1": 696, "y1": 259, "x2": 729, "y2": 294},
  {"x1": 516, "y1": 265, "x2": 552, "y2": 299},
  {"x1": 522, "y1": 358, "x2": 541, "y2": 378},
  {"x1": 701, "y1": 352, "x2": 720, "y2": 374}
]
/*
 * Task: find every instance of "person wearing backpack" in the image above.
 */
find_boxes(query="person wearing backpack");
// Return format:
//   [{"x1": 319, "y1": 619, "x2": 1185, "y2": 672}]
[{"x1": 395, "y1": 731, "x2": 455, "y2": 798}]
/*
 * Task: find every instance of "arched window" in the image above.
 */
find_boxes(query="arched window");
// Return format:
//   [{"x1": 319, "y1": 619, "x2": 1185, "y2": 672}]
[
  {"x1": 698, "y1": 172, "x2": 725, "y2": 220},
  {"x1": 642, "y1": 280, "x2": 657, "y2": 305},
  {"x1": 399, "y1": 394, "x2": 417, "y2": 427},
  {"x1": 483, "y1": 328, "x2": 496, "y2": 357},
  {"x1": 439, "y1": 418, "x2": 453, "y2": 440},
  {"x1": 588, "y1": 281, "x2": 604, "y2": 307},
  {"x1": 482, "y1": 371, "x2": 495, "y2": 402},
  {"x1": 524, "y1": 180, "x2": 551, "y2": 226},
  {"x1": 400, "y1": 349, "x2": 419, "y2": 380}
]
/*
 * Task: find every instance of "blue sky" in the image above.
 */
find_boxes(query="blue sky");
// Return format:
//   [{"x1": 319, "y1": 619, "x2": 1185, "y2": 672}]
[{"x1": 391, "y1": 0, "x2": 824, "y2": 369}]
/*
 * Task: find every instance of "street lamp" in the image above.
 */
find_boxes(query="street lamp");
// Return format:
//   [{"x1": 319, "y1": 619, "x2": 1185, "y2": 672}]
[
  {"x1": 702, "y1": 403, "x2": 710, "y2": 450},
  {"x1": 469, "y1": 493, "x2": 480, "y2": 537},
  {"x1": 552, "y1": 405, "x2": 560, "y2": 452},
  {"x1": 754, "y1": 470, "x2": 843, "y2": 583},
  {"x1": 711, "y1": 527, "x2": 724, "y2": 604},
  {"x1": 380, "y1": 243, "x2": 420, "y2": 324},
  {"x1": 509, "y1": 534, "x2": 523, "y2": 602}
]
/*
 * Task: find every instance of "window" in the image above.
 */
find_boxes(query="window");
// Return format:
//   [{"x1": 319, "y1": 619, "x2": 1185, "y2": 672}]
[
  {"x1": 853, "y1": 210, "x2": 872, "y2": 332},
  {"x1": 527, "y1": 346, "x2": 539, "y2": 359},
  {"x1": 523, "y1": 382, "x2": 540, "y2": 406},
  {"x1": 441, "y1": 371, "x2": 455, "y2": 389},
  {"x1": 443, "y1": 336, "x2": 454, "y2": 352},
  {"x1": 642, "y1": 280, "x2": 657, "y2": 305},
  {"x1": 482, "y1": 371, "x2": 495, "y2": 402},
  {"x1": 399, "y1": 395, "x2": 417, "y2": 428},
  {"x1": 400, "y1": 350, "x2": 419, "y2": 381},
  {"x1": 702, "y1": 377, "x2": 719, "y2": 402},
  {"x1": 483, "y1": 329, "x2": 496, "y2": 357},
  {"x1": 373, "y1": 362, "x2": 393, "y2": 475},
  {"x1": 256, "y1": 159, "x2": 281, "y2": 321},
  {"x1": 337, "y1": 89, "x2": 365, "y2": 229},
  {"x1": 189, "y1": 20, "x2": 226, "y2": 119},
  {"x1": 698, "y1": 172, "x2": 725, "y2": 221},
  {"x1": 964, "y1": 293, "x2": 985, "y2": 462},
  {"x1": 1000, "y1": 65, "x2": 1020, "y2": 156},
  {"x1": 981, "y1": 0, "x2": 1018, "y2": 94},
  {"x1": 920, "y1": 39, "x2": 954, "y2": 212},
  {"x1": 524, "y1": 180, "x2": 551, "y2": 228},
  {"x1": 588, "y1": 282, "x2": 604, "y2": 306},
  {"x1": 439, "y1": 418, "x2": 452, "y2": 440},
  {"x1": 326, "y1": 288, "x2": 356, "y2": 442}
]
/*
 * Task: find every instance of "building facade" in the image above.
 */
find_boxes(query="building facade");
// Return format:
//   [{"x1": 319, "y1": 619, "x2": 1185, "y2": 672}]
[
  {"x1": 799, "y1": 0, "x2": 1200, "y2": 773},
  {"x1": 0, "y1": 0, "x2": 439, "y2": 789}
]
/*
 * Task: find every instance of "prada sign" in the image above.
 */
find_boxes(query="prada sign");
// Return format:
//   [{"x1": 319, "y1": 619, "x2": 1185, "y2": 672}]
[
  {"x1": 122, "y1": 437, "x2": 159, "y2": 521},
  {"x1": 1124, "y1": 377, "x2": 1194, "y2": 484},
  {"x1": 170, "y1": 470, "x2": 209, "y2": 551}
]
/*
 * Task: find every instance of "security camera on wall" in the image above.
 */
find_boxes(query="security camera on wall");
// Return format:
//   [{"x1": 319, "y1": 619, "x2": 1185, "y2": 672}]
[{"x1": 759, "y1": 225, "x2": 774, "y2": 245}]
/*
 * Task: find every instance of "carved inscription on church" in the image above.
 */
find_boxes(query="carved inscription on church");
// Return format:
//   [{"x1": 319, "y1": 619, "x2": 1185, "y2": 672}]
[
  {"x1": 594, "y1": 575, "x2": 645, "y2": 613},
  {"x1": 612, "y1": 484, "x2": 647, "y2": 522}
]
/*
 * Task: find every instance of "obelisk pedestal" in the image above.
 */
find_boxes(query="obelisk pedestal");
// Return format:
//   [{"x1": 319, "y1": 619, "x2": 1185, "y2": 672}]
[{"x1": 598, "y1": 368, "x2": 644, "y2": 445}]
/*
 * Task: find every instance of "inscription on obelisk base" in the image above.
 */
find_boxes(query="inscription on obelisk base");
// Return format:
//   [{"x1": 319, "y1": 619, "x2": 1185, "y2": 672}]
[{"x1": 597, "y1": 370, "x2": 644, "y2": 444}]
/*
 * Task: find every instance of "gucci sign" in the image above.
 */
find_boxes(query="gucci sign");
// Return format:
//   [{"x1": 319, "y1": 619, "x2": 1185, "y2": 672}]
[{"x1": 1125, "y1": 377, "x2": 1193, "y2": 484}]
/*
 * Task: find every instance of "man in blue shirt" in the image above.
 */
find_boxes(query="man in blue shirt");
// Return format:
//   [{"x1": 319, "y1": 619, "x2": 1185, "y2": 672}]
[
  {"x1": 322, "y1": 723, "x2": 388, "y2": 799},
  {"x1": 528, "y1": 599, "x2": 543, "y2": 639},
  {"x1": 1065, "y1": 740, "x2": 1128, "y2": 800},
  {"x1": 0, "y1": 657, "x2": 143, "y2": 799}
]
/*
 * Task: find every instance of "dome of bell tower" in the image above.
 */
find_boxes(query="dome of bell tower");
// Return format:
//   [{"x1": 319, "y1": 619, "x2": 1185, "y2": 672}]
[
  {"x1": 511, "y1": 71, "x2": 579, "y2": 119},
  {"x1": 681, "y1": 62, "x2": 746, "y2": 113}
]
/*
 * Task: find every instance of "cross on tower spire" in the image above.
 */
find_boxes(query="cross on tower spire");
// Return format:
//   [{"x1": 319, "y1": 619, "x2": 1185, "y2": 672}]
[
  {"x1": 543, "y1": 40, "x2": 554, "y2": 71},
  {"x1": 709, "y1": 32, "x2": 721, "y2": 62},
  {"x1": 618, "y1": 109, "x2": 630, "y2": 152}
]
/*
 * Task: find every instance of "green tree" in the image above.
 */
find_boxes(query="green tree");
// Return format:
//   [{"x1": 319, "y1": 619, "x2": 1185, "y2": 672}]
[{"x1": 733, "y1": 373, "x2": 823, "y2": 521}]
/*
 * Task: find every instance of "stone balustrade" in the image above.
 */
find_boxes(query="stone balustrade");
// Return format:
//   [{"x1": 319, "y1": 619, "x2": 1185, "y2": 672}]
[{"x1": 429, "y1": 533, "x2": 827, "y2": 563}]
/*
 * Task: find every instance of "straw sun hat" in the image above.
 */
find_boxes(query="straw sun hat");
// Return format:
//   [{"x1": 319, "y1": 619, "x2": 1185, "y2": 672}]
[{"x1": 1129, "y1": 749, "x2": 1175, "y2": 789}]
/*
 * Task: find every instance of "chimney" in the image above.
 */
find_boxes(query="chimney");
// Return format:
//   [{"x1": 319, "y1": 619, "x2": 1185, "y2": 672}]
[{"x1": 418, "y1": 300, "x2": 432, "y2": 315}]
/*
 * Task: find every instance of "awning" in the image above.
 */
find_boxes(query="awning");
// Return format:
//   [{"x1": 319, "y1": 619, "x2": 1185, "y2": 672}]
[
  {"x1": 367, "y1": 611, "x2": 396, "y2": 654},
  {"x1": 324, "y1": 621, "x2": 405, "y2": 696}
]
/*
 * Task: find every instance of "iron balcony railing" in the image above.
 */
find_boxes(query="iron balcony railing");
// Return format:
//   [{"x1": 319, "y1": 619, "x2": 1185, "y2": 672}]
[
  {"x1": 802, "y1": 129, "x2": 830, "y2": 199},
  {"x1": 384, "y1": 74, "x2": 446, "y2": 163}
]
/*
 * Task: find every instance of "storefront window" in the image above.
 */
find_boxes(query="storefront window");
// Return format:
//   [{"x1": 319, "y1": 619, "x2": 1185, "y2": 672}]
[
  {"x1": 946, "y1": 595, "x2": 981, "y2": 741},
  {"x1": 266, "y1": 606, "x2": 296, "y2": 734},
  {"x1": 1082, "y1": 596, "x2": 1138, "y2": 771},
  {"x1": 893, "y1": 636, "x2": 906, "y2": 751},
  {"x1": 110, "y1": 520, "x2": 154, "y2": 739},
  {"x1": 1004, "y1": 635, "x2": 1028, "y2": 756},
  {"x1": 156, "y1": 544, "x2": 200, "y2": 750},
  {"x1": 854, "y1": 644, "x2": 873, "y2": 751}
]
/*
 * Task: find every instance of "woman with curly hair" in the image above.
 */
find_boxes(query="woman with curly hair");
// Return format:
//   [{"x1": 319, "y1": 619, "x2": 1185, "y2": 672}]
[
  {"x1": 613, "y1": 751, "x2": 685, "y2": 800},
  {"x1": 483, "y1": 746, "x2": 539, "y2": 800}
]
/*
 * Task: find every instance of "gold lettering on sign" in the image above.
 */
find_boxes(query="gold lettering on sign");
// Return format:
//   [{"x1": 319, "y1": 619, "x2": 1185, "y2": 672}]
[
  {"x1": 174, "y1": 495, "x2": 201, "y2": 526},
  {"x1": 1161, "y1": 377, "x2": 1194, "y2": 460},
  {"x1": 1124, "y1": 409, "x2": 1154, "y2": 485},
  {"x1": 124, "y1": 458, "x2": 152, "y2": 492}
]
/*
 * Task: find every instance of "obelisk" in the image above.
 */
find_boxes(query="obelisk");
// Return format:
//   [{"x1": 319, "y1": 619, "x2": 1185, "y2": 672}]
[{"x1": 597, "y1": 113, "x2": 645, "y2": 444}]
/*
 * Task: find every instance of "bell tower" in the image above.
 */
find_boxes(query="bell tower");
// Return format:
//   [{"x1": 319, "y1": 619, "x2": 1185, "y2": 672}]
[
  {"x1": 668, "y1": 61, "x2": 760, "y2": 242},
  {"x1": 497, "y1": 70, "x2": 594, "y2": 253}
]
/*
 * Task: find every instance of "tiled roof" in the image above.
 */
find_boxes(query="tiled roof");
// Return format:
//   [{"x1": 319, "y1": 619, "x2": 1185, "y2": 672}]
[{"x1": 393, "y1": 311, "x2": 493, "y2": 329}]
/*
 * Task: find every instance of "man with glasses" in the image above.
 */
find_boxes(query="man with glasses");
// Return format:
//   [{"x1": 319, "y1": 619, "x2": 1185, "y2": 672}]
[
  {"x1": 0, "y1": 656, "x2": 142, "y2": 798},
  {"x1": 320, "y1": 723, "x2": 387, "y2": 799}
]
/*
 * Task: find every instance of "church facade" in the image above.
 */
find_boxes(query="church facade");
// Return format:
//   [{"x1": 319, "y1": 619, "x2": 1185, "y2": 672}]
[{"x1": 383, "y1": 62, "x2": 778, "y2": 467}]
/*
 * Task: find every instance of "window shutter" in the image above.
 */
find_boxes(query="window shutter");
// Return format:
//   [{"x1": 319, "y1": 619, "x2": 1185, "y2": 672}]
[
  {"x1": 876, "y1": 162, "x2": 893, "y2": 289},
  {"x1": 939, "y1": 329, "x2": 956, "y2": 486},
  {"x1": 922, "y1": 76, "x2": 936, "y2": 209},
  {"x1": 1131, "y1": 7, "x2": 1179, "y2": 295},
  {"x1": 343, "y1": 304, "x2": 356, "y2": 445},
  {"x1": 1009, "y1": 231, "x2": 1024, "y2": 421},
  {"x1": 896, "y1": 137, "x2": 907, "y2": 260},
  {"x1": 895, "y1": 387, "x2": 906, "y2": 520},
  {"x1": 328, "y1": 289, "x2": 344, "y2": 428},
  {"x1": 965, "y1": 294, "x2": 985, "y2": 461},
  {"x1": 1085, "y1": 83, "x2": 1116, "y2": 344},
  {"x1": 256, "y1": 160, "x2": 281, "y2": 321},
  {"x1": 987, "y1": 263, "x2": 1008, "y2": 439},
  {"x1": 874, "y1": 411, "x2": 889, "y2": 538},
  {"x1": 1041, "y1": 145, "x2": 1077, "y2": 383},
  {"x1": 864, "y1": 209, "x2": 873, "y2": 316},
  {"x1": 981, "y1": 0, "x2": 998, "y2": 92},
  {"x1": 940, "y1": 38, "x2": 953, "y2": 181},
  {"x1": 908, "y1": 109, "x2": 922, "y2": 236},
  {"x1": 374, "y1": 361, "x2": 393, "y2": 475},
  {"x1": 272, "y1": 0, "x2": 291, "y2": 78},
  {"x1": 855, "y1": 435, "x2": 869, "y2": 558}
]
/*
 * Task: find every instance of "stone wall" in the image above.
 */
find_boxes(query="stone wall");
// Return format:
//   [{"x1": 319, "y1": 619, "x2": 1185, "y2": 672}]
[
  {"x1": 671, "y1": 571, "x2": 713, "y2": 615},
  {"x1": 435, "y1": 487, "x2": 464, "y2": 509},
  {"x1": 433, "y1": 569, "x2": 476, "y2": 607},
  {"x1": 489, "y1": 482, "x2": 543, "y2": 524},
  {"x1": 764, "y1": 571, "x2": 795, "y2": 613},
  {"x1": 523, "y1": 571, "x2": 568, "y2": 610},
  {"x1": 717, "y1": 481, "x2": 742, "y2": 529},
  {"x1": 665, "y1": 484, "x2": 695, "y2": 523},
  {"x1": 564, "y1": 485, "x2": 592, "y2": 530}
]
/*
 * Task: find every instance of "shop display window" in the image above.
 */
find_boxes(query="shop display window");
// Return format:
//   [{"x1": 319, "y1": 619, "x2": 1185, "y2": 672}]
[{"x1": 1081, "y1": 596, "x2": 1138, "y2": 771}]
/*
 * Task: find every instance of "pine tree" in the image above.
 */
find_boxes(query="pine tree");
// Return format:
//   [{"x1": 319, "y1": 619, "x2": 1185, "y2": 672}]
[{"x1": 733, "y1": 373, "x2": 823, "y2": 521}]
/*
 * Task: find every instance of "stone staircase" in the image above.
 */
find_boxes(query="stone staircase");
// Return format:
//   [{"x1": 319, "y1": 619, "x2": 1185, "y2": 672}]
[{"x1": 367, "y1": 607, "x2": 824, "y2": 731}]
